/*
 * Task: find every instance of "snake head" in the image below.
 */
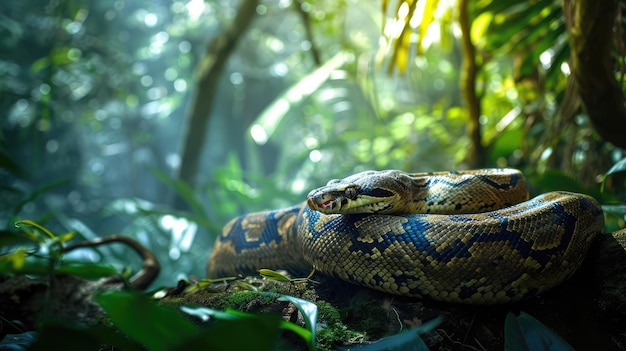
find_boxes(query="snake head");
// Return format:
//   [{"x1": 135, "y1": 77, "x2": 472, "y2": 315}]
[{"x1": 306, "y1": 170, "x2": 406, "y2": 214}]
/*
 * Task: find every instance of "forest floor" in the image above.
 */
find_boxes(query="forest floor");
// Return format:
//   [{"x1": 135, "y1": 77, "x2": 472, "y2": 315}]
[
  {"x1": 1, "y1": 231, "x2": 624, "y2": 350},
  {"x1": 167, "y1": 230, "x2": 626, "y2": 350}
]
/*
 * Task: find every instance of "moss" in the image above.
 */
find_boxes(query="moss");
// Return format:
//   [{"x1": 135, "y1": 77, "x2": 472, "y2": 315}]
[
  {"x1": 317, "y1": 323, "x2": 365, "y2": 351},
  {"x1": 317, "y1": 300, "x2": 342, "y2": 325},
  {"x1": 316, "y1": 300, "x2": 366, "y2": 351},
  {"x1": 343, "y1": 298, "x2": 390, "y2": 338},
  {"x1": 213, "y1": 290, "x2": 276, "y2": 311},
  {"x1": 163, "y1": 277, "x2": 390, "y2": 349}
]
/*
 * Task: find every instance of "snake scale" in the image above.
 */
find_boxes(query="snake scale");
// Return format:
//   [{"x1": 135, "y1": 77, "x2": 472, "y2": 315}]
[{"x1": 207, "y1": 168, "x2": 604, "y2": 304}]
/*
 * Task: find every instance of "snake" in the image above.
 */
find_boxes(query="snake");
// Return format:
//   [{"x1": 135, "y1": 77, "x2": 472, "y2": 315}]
[{"x1": 206, "y1": 168, "x2": 605, "y2": 304}]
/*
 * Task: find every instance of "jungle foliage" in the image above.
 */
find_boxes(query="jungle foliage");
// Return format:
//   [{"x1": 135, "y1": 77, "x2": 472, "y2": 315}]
[{"x1": 1, "y1": 0, "x2": 626, "y2": 349}]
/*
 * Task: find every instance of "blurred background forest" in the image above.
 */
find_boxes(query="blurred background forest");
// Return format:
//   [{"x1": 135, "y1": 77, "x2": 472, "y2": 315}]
[{"x1": 1, "y1": 0, "x2": 625, "y2": 287}]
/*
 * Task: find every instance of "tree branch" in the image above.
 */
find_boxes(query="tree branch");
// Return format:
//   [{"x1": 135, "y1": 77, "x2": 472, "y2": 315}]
[
  {"x1": 292, "y1": 0, "x2": 322, "y2": 66},
  {"x1": 174, "y1": 0, "x2": 260, "y2": 208}
]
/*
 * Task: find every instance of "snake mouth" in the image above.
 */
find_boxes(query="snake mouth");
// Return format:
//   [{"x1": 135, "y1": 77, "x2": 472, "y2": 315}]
[
  {"x1": 307, "y1": 194, "x2": 393, "y2": 214},
  {"x1": 307, "y1": 194, "x2": 340, "y2": 212}
]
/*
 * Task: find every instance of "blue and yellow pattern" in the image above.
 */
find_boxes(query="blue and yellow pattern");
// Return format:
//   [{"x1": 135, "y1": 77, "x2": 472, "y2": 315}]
[{"x1": 207, "y1": 169, "x2": 604, "y2": 304}]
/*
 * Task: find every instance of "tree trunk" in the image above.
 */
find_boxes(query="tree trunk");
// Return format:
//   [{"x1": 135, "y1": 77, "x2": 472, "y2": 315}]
[
  {"x1": 174, "y1": 0, "x2": 260, "y2": 209},
  {"x1": 562, "y1": 0, "x2": 626, "y2": 149},
  {"x1": 459, "y1": 0, "x2": 486, "y2": 168}
]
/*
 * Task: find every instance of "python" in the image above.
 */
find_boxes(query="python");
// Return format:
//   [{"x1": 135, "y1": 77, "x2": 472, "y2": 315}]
[{"x1": 207, "y1": 169, "x2": 604, "y2": 304}]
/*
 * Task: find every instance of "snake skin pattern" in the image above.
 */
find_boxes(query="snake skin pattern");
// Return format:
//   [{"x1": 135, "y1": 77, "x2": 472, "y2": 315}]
[{"x1": 207, "y1": 169, "x2": 604, "y2": 304}]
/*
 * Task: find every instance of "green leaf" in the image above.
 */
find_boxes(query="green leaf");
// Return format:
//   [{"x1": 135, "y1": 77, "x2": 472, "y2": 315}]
[
  {"x1": 514, "y1": 10, "x2": 562, "y2": 49},
  {"x1": 489, "y1": 128, "x2": 522, "y2": 162},
  {"x1": 388, "y1": 0, "x2": 418, "y2": 73},
  {"x1": 233, "y1": 280, "x2": 259, "y2": 291},
  {"x1": 181, "y1": 306, "x2": 244, "y2": 321},
  {"x1": 278, "y1": 295, "x2": 318, "y2": 349},
  {"x1": 519, "y1": 25, "x2": 563, "y2": 76},
  {"x1": 0, "y1": 255, "x2": 118, "y2": 279},
  {"x1": 95, "y1": 290, "x2": 201, "y2": 351},
  {"x1": 55, "y1": 262, "x2": 120, "y2": 279},
  {"x1": 417, "y1": 0, "x2": 441, "y2": 55},
  {"x1": 0, "y1": 331, "x2": 38, "y2": 350},
  {"x1": 0, "y1": 256, "x2": 52, "y2": 276},
  {"x1": 57, "y1": 231, "x2": 77, "y2": 243},
  {"x1": 0, "y1": 229, "x2": 36, "y2": 250},
  {"x1": 545, "y1": 43, "x2": 570, "y2": 84},
  {"x1": 31, "y1": 57, "x2": 50, "y2": 74},
  {"x1": 486, "y1": 1, "x2": 548, "y2": 51},
  {"x1": 602, "y1": 157, "x2": 626, "y2": 201},
  {"x1": 179, "y1": 306, "x2": 292, "y2": 350},
  {"x1": 505, "y1": 311, "x2": 575, "y2": 351},
  {"x1": 258, "y1": 268, "x2": 292, "y2": 282},
  {"x1": 504, "y1": 312, "x2": 531, "y2": 351},
  {"x1": 472, "y1": 12, "x2": 493, "y2": 45},
  {"x1": 181, "y1": 307, "x2": 298, "y2": 350},
  {"x1": 51, "y1": 47, "x2": 75, "y2": 66},
  {"x1": 30, "y1": 321, "x2": 144, "y2": 351},
  {"x1": 480, "y1": 0, "x2": 528, "y2": 16},
  {"x1": 0, "y1": 248, "x2": 28, "y2": 270},
  {"x1": 348, "y1": 316, "x2": 442, "y2": 351},
  {"x1": 14, "y1": 219, "x2": 56, "y2": 239}
]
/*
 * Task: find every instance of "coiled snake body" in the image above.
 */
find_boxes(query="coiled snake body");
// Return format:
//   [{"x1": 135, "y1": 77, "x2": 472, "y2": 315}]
[{"x1": 207, "y1": 169, "x2": 604, "y2": 304}]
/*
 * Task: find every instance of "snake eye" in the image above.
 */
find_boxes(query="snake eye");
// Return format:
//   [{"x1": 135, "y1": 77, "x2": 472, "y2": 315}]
[{"x1": 344, "y1": 186, "x2": 358, "y2": 199}]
